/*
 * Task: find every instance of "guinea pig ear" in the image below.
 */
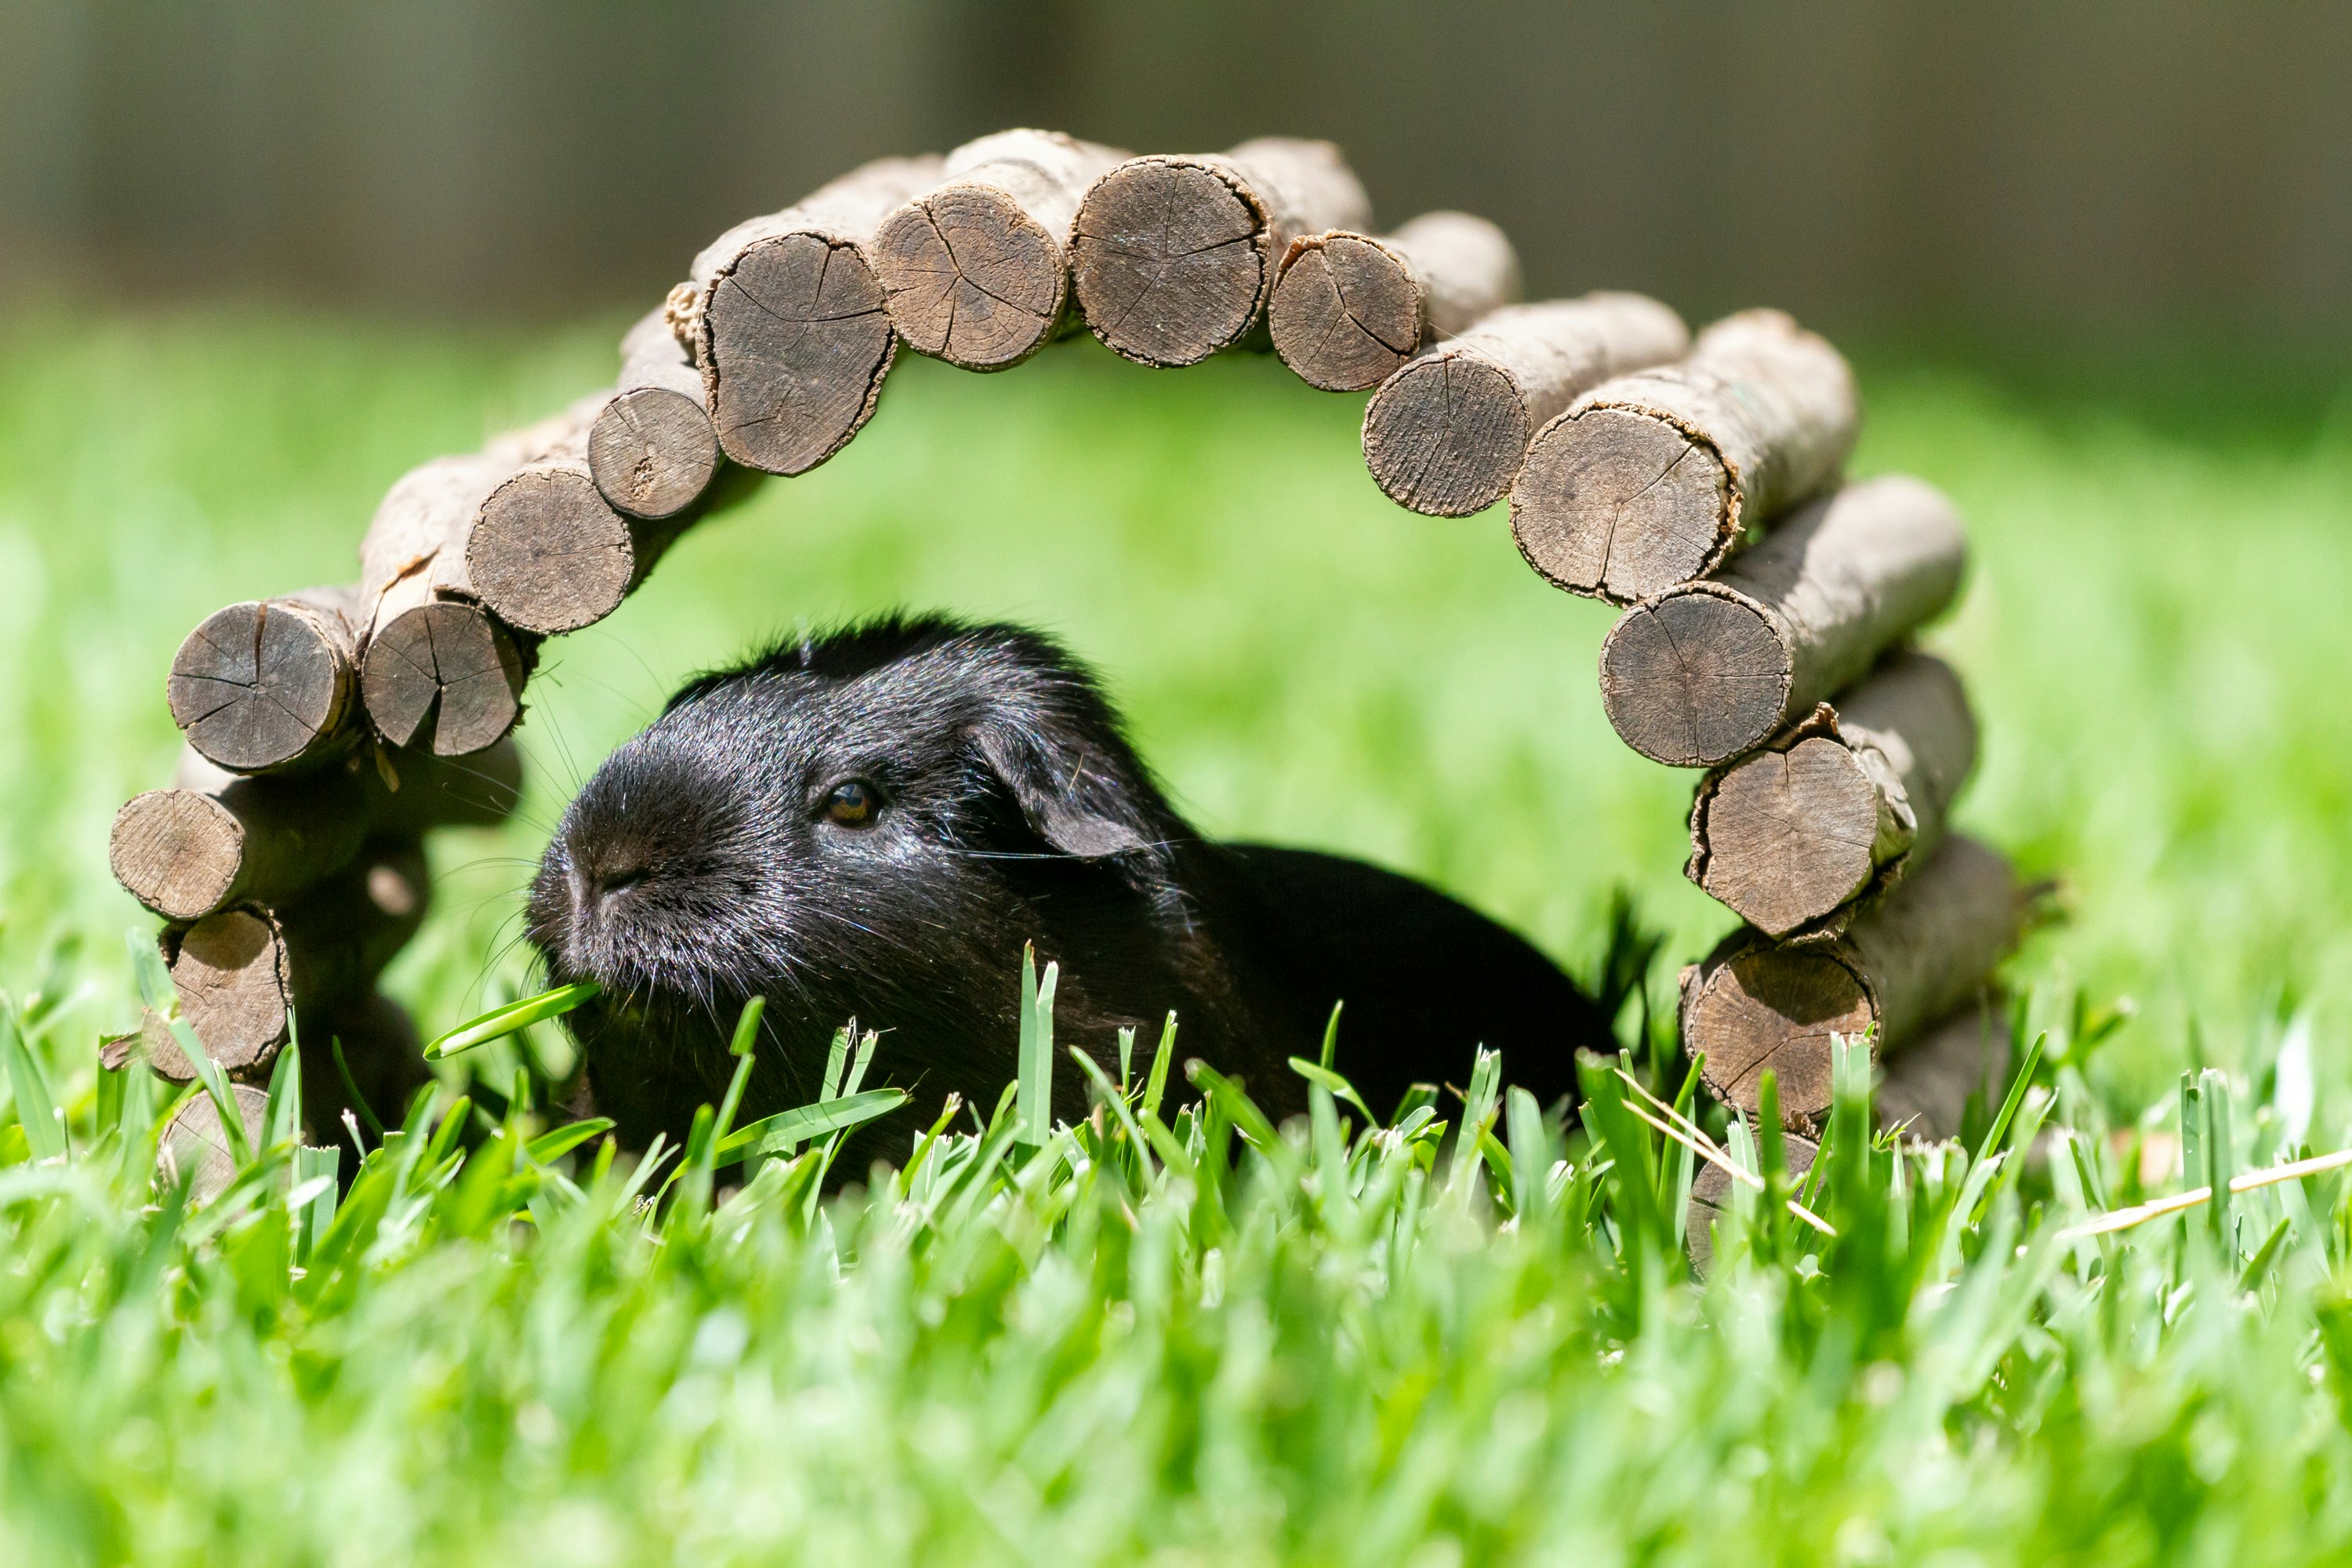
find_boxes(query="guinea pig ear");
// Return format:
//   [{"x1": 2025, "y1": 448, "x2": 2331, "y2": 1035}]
[{"x1": 975, "y1": 727, "x2": 1157, "y2": 861}]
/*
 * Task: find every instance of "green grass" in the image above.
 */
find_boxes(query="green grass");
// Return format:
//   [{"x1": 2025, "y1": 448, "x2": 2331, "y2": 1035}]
[{"x1": 4, "y1": 306, "x2": 2352, "y2": 1561}]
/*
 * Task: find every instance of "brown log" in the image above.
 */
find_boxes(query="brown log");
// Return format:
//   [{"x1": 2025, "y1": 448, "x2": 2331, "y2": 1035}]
[
  {"x1": 280, "y1": 837, "x2": 433, "y2": 1013},
  {"x1": 686, "y1": 155, "x2": 947, "y2": 476},
  {"x1": 112, "y1": 736, "x2": 519, "y2": 923},
  {"x1": 588, "y1": 307, "x2": 721, "y2": 521},
  {"x1": 873, "y1": 130, "x2": 1128, "y2": 371},
  {"x1": 1513, "y1": 310, "x2": 1860, "y2": 604},
  {"x1": 1599, "y1": 475, "x2": 1967, "y2": 768},
  {"x1": 1686, "y1": 1131, "x2": 1818, "y2": 1275},
  {"x1": 166, "y1": 586, "x2": 364, "y2": 773},
  {"x1": 1071, "y1": 137, "x2": 1373, "y2": 368},
  {"x1": 160, "y1": 1081, "x2": 270, "y2": 1200},
  {"x1": 1269, "y1": 211, "x2": 1522, "y2": 392},
  {"x1": 160, "y1": 908, "x2": 294, "y2": 1076},
  {"x1": 1359, "y1": 294, "x2": 1690, "y2": 517},
  {"x1": 1686, "y1": 652, "x2": 1977, "y2": 938},
  {"x1": 1680, "y1": 835, "x2": 2022, "y2": 1134},
  {"x1": 1876, "y1": 1000, "x2": 2011, "y2": 1143}
]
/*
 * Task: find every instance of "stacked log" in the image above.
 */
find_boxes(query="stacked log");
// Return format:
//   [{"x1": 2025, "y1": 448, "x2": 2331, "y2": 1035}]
[{"x1": 1269, "y1": 212, "x2": 1522, "y2": 392}]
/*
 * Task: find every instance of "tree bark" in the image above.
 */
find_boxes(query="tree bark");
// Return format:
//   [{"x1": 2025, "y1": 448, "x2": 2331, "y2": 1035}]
[
  {"x1": 685, "y1": 155, "x2": 946, "y2": 475},
  {"x1": 166, "y1": 586, "x2": 365, "y2": 774},
  {"x1": 1359, "y1": 294, "x2": 1690, "y2": 517},
  {"x1": 1680, "y1": 835, "x2": 2023, "y2": 1134},
  {"x1": 1269, "y1": 211, "x2": 1522, "y2": 392},
  {"x1": 1686, "y1": 652, "x2": 1977, "y2": 938},
  {"x1": 1599, "y1": 474, "x2": 1967, "y2": 768},
  {"x1": 160, "y1": 1081, "x2": 270, "y2": 1200},
  {"x1": 873, "y1": 129, "x2": 1127, "y2": 371},
  {"x1": 1071, "y1": 137, "x2": 1373, "y2": 368},
  {"x1": 1513, "y1": 310, "x2": 1859, "y2": 603},
  {"x1": 588, "y1": 307, "x2": 720, "y2": 521}
]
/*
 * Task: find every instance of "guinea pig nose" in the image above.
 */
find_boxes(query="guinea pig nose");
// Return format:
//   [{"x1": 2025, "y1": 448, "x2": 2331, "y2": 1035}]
[{"x1": 579, "y1": 863, "x2": 647, "y2": 914}]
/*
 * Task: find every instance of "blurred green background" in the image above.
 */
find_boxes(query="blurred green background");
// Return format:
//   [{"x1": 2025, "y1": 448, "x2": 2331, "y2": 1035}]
[{"x1": 1, "y1": 2, "x2": 2349, "y2": 1114}]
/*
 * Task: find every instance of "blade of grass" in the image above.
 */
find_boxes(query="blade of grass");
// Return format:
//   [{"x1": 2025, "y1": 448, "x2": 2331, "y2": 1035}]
[{"x1": 424, "y1": 982, "x2": 601, "y2": 1060}]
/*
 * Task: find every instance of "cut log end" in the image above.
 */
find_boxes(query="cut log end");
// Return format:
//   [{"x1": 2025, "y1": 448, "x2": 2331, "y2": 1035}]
[
  {"x1": 361, "y1": 602, "x2": 527, "y2": 757},
  {"x1": 467, "y1": 469, "x2": 635, "y2": 635},
  {"x1": 1268, "y1": 234, "x2": 1420, "y2": 391},
  {"x1": 1688, "y1": 946, "x2": 1871, "y2": 1131},
  {"x1": 874, "y1": 187, "x2": 1065, "y2": 370},
  {"x1": 588, "y1": 387, "x2": 718, "y2": 519},
  {"x1": 705, "y1": 231, "x2": 896, "y2": 475},
  {"x1": 167, "y1": 600, "x2": 352, "y2": 772},
  {"x1": 111, "y1": 790, "x2": 242, "y2": 920},
  {"x1": 1599, "y1": 593, "x2": 1791, "y2": 767},
  {"x1": 1072, "y1": 160, "x2": 1266, "y2": 368},
  {"x1": 1512, "y1": 407, "x2": 1732, "y2": 603},
  {"x1": 167, "y1": 909, "x2": 292, "y2": 1073},
  {"x1": 1361, "y1": 353, "x2": 1530, "y2": 516},
  {"x1": 1696, "y1": 736, "x2": 1884, "y2": 937},
  {"x1": 161, "y1": 1082, "x2": 270, "y2": 1200}
]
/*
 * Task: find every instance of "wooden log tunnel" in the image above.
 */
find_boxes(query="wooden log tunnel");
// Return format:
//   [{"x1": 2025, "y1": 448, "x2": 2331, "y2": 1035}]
[
  {"x1": 1359, "y1": 293, "x2": 1692, "y2": 517},
  {"x1": 1679, "y1": 835, "x2": 2024, "y2": 1135},
  {"x1": 1269, "y1": 211, "x2": 1523, "y2": 392},
  {"x1": 117, "y1": 127, "x2": 2009, "y2": 1195},
  {"x1": 1599, "y1": 474, "x2": 1968, "y2": 768},
  {"x1": 1512, "y1": 309, "x2": 1860, "y2": 604},
  {"x1": 1071, "y1": 137, "x2": 1374, "y2": 368}
]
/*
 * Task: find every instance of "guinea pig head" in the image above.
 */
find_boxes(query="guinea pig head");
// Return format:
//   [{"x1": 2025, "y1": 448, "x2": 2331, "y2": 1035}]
[{"x1": 526, "y1": 616, "x2": 1196, "y2": 1142}]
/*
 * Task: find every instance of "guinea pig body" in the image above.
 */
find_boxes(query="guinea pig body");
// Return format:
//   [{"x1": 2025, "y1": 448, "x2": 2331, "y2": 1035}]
[{"x1": 528, "y1": 615, "x2": 1610, "y2": 1158}]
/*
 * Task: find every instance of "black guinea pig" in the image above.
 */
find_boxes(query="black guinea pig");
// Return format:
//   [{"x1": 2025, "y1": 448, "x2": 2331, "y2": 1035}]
[{"x1": 528, "y1": 615, "x2": 1611, "y2": 1156}]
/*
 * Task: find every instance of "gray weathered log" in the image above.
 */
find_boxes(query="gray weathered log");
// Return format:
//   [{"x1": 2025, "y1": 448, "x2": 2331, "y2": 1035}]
[
  {"x1": 160, "y1": 1081, "x2": 270, "y2": 1200},
  {"x1": 685, "y1": 155, "x2": 946, "y2": 475},
  {"x1": 588, "y1": 307, "x2": 721, "y2": 521},
  {"x1": 160, "y1": 907, "x2": 294, "y2": 1076},
  {"x1": 1680, "y1": 835, "x2": 2022, "y2": 1134},
  {"x1": 166, "y1": 586, "x2": 365, "y2": 774},
  {"x1": 1269, "y1": 211, "x2": 1522, "y2": 391},
  {"x1": 1599, "y1": 475, "x2": 1968, "y2": 768},
  {"x1": 1513, "y1": 310, "x2": 1860, "y2": 603},
  {"x1": 873, "y1": 130, "x2": 1127, "y2": 371},
  {"x1": 1687, "y1": 652, "x2": 1977, "y2": 938},
  {"x1": 1071, "y1": 137, "x2": 1373, "y2": 368},
  {"x1": 1360, "y1": 294, "x2": 1690, "y2": 517}
]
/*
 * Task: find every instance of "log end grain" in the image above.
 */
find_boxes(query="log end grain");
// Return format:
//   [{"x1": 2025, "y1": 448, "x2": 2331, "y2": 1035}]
[
  {"x1": 873, "y1": 185, "x2": 1067, "y2": 370},
  {"x1": 361, "y1": 602, "x2": 527, "y2": 757},
  {"x1": 167, "y1": 599, "x2": 354, "y2": 772},
  {"x1": 1599, "y1": 591, "x2": 1792, "y2": 767},
  {"x1": 466, "y1": 468, "x2": 636, "y2": 635},
  {"x1": 1687, "y1": 1131, "x2": 1819, "y2": 1273},
  {"x1": 1686, "y1": 945, "x2": 1871, "y2": 1131},
  {"x1": 1071, "y1": 158, "x2": 1267, "y2": 368},
  {"x1": 110, "y1": 790, "x2": 241, "y2": 920},
  {"x1": 1693, "y1": 735, "x2": 1884, "y2": 937},
  {"x1": 588, "y1": 387, "x2": 718, "y2": 520},
  {"x1": 1268, "y1": 233, "x2": 1420, "y2": 391},
  {"x1": 704, "y1": 231, "x2": 895, "y2": 475},
  {"x1": 161, "y1": 1082, "x2": 270, "y2": 1200},
  {"x1": 1360, "y1": 350, "x2": 1529, "y2": 516},
  {"x1": 1512, "y1": 406, "x2": 1732, "y2": 602},
  {"x1": 166, "y1": 909, "x2": 292, "y2": 1074}
]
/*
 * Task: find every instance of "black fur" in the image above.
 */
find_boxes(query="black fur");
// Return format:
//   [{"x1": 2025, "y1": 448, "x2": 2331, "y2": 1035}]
[{"x1": 528, "y1": 615, "x2": 1610, "y2": 1158}]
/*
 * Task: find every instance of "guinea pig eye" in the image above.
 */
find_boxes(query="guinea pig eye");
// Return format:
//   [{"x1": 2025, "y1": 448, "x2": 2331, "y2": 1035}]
[{"x1": 821, "y1": 779, "x2": 880, "y2": 827}]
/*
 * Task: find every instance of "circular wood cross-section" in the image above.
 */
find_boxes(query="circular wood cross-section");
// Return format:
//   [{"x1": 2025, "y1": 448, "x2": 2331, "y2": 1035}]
[
  {"x1": 361, "y1": 602, "x2": 528, "y2": 757},
  {"x1": 167, "y1": 599, "x2": 353, "y2": 772},
  {"x1": 168, "y1": 909, "x2": 292, "y2": 1071},
  {"x1": 1686, "y1": 1131, "x2": 1819, "y2": 1274},
  {"x1": 1072, "y1": 159, "x2": 1267, "y2": 368},
  {"x1": 589, "y1": 387, "x2": 718, "y2": 520},
  {"x1": 1360, "y1": 353, "x2": 1529, "y2": 517},
  {"x1": 704, "y1": 231, "x2": 895, "y2": 476},
  {"x1": 1599, "y1": 590, "x2": 1791, "y2": 767},
  {"x1": 1696, "y1": 736, "x2": 1882, "y2": 936},
  {"x1": 468, "y1": 469, "x2": 636, "y2": 635},
  {"x1": 1513, "y1": 407, "x2": 1731, "y2": 604},
  {"x1": 161, "y1": 1083, "x2": 270, "y2": 1200},
  {"x1": 1268, "y1": 234, "x2": 1420, "y2": 392},
  {"x1": 873, "y1": 187, "x2": 1066, "y2": 370},
  {"x1": 1686, "y1": 946, "x2": 1873, "y2": 1131},
  {"x1": 110, "y1": 790, "x2": 242, "y2": 920}
]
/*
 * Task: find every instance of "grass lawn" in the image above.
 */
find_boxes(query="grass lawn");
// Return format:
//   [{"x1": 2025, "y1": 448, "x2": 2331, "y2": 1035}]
[{"x1": 3, "y1": 306, "x2": 2352, "y2": 1562}]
